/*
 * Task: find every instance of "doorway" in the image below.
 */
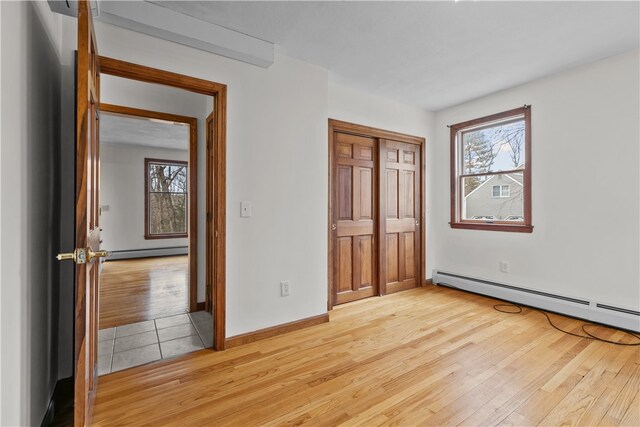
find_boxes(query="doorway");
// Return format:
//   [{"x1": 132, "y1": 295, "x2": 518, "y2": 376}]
[
  {"x1": 67, "y1": 4, "x2": 226, "y2": 423},
  {"x1": 328, "y1": 119, "x2": 425, "y2": 308},
  {"x1": 97, "y1": 101, "x2": 213, "y2": 374}
]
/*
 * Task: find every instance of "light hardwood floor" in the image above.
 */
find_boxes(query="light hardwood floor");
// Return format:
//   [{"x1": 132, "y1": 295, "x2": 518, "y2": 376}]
[
  {"x1": 93, "y1": 286, "x2": 640, "y2": 426},
  {"x1": 99, "y1": 256, "x2": 189, "y2": 329}
]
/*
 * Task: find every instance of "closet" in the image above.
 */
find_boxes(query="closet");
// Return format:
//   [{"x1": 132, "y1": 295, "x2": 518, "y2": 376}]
[{"x1": 329, "y1": 120, "x2": 425, "y2": 307}]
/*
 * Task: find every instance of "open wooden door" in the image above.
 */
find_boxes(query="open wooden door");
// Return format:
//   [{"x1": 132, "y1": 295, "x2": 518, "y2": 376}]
[{"x1": 56, "y1": 1, "x2": 106, "y2": 425}]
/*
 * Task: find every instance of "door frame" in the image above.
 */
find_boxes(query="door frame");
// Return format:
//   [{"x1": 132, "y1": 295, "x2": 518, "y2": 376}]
[
  {"x1": 327, "y1": 119, "x2": 426, "y2": 310},
  {"x1": 99, "y1": 56, "x2": 227, "y2": 350},
  {"x1": 205, "y1": 112, "x2": 215, "y2": 312},
  {"x1": 100, "y1": 103, "x2": 200, "y2": 313}
]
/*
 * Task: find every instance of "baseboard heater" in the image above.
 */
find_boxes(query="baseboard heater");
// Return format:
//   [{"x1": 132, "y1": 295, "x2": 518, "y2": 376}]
[
  {"x1": 106, "y1": 246, "x2": 188, "y2": 261},
  {"x1": 432, "y1": 270, "x2": 640, "y2": 333}
]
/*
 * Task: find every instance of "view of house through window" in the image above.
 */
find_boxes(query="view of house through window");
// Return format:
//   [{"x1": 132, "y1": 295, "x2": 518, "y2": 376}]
[
  {"x1": 450, "y1": 106, "x2": 532, "y2": 232},
  {"x1": 492, "y1": 185, "x2": 510, "y2": 198},
  {"x1": 145, "y1": 159, "x2": 188, "y2": 238}
]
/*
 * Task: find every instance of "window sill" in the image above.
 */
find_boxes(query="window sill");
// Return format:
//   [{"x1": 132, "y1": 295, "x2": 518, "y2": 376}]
[
  {"x1": 449, "y1": 222, "x2": 533, "y2": 233},
  {"x1": 144, "y1": 234, "x2": 188, "y2": 240}
]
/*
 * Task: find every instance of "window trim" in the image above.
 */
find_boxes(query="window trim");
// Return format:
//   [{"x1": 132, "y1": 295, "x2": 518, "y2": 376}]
[
  {"x1": 144, "y1": 157, "x2": 189, "y2": 239},
  {"x1": 449, "y1": 106, "x2": 533, "y2": 233}
]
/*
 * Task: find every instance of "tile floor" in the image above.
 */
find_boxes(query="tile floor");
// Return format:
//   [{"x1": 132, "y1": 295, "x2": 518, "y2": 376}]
[{"x1": 98, "y1": 311, "x2": 213, "y2": 375}]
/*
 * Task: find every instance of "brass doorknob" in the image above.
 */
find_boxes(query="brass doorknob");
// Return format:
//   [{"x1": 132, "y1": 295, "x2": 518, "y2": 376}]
[
  {"x1": 88, "y1": 249, "x2": 109, "y2": 261},
  {"x1": 57, "y1": 248, "x2": 109, "y2": 264},
  {"x1": 56, "y1": 251, "x2": 78, "y2": 262},
  {"x1": 57, "y1": 248, "x2": 86, "y2": 263}
]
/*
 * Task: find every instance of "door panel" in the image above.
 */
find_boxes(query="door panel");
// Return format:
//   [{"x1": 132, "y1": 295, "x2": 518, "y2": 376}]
[
  {"x1": 337, "y1": 237, "x2": 353, "y2": 293},
  {"x1": 386, "y1": 170, "x2": 398, "y2": 219},
  {"x1": 359, "y1": 236, "x2": 373, "y2": 286},
  {"x1": 75, "y1": 0, "x2": 101, "y2": 425},
  {"x1": 333, "y1": 132, "x2": 378, "y2": 304},
  {"x1": 337, "y1": 166, "x2": 352, "y2": 220},
  {"x1": 386, "y1": 234, "x2": 398, "y2": 283},
  {"x1": 381, "y1": 140, "x2": 421, "y2": 295},
  {"x1": 359, "y1": 169, "x2": 373, "y2": 219}
]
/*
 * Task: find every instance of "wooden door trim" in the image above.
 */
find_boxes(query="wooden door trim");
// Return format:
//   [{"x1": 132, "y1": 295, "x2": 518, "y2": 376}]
[
  {"x1": 225, "y1": 313, "x2": 329, "y2": 349},
  {"x1": 377, "y1": 141, "x2": 387, "y2": 297},
  {"x1": 100, "y1": 57, "x2": 227, "y2": 350},
  {"x1": 100, "y1": 103, "x2": 199, "y2": 313},
  {"x1": 99, "y1": 56, "x2": 226, "y2": 95},
  {"x1": 329, "y1": 119, "x2": 425, "y2": 146},
  {"x1": 328, "y1": 119, "x2": 426, "y2": 309},
  {"x1": 205, "y1": 112, "x2": 214, "y2": 313}
]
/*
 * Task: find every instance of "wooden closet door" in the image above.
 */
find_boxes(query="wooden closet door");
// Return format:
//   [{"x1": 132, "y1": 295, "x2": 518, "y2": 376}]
[
  {"x1": 380, "y1": 139, "x2": 421, "y2": 294},
  {"x1": 333, "y1": 132, "x2": 378, "y2": 304}
]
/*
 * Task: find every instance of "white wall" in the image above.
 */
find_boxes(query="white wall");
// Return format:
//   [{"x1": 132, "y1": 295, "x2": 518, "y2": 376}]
[
  {"x1": 81, "y1": 24, "x2": 331, "y2": 337},
  {"x1": 432, "y1": 49, "x2": 640, "y2": 310},
  {"x1": 101, "y1": 143, "x2": 189, "y2": 251},
  {"x1": 1, "y1": 1, "x2": 63, "y2": 424},
  {"x1": 328, "y1": 82, "x2": 435, "y2": 279},
  {"x1": 57, "y1": 15, "x2": 434, "y2": 365}
]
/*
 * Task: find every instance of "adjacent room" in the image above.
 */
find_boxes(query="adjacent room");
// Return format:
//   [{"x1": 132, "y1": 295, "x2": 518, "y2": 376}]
[
  {"x1": 0, "y1": 1, "x2": 638, "y2": 426},
  {"x1": 96, "y1": 74, "x2": 216, "y2": 375}
]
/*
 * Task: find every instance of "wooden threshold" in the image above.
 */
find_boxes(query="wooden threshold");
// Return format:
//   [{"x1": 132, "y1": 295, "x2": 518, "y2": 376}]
[{"x1": 225, "y1": 313, "x2": 329, "y2": 349}]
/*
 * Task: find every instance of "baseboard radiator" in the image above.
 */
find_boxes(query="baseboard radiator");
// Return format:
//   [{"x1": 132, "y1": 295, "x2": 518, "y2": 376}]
[
  {"x1": 432, "y1": 270, "x2": 640, "y2": 333},
  {"x1": 106, "y1": 246, "x2": 188, "y2": 260}
]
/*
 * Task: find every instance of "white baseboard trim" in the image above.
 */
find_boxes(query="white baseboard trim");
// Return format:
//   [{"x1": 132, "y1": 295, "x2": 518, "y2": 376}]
[
  {"x1": 107, "y1": 246, "x2": 188, "y2": 260},
  {"x1": 432, "y1": 270, "x2": 640, "y2": 333}
]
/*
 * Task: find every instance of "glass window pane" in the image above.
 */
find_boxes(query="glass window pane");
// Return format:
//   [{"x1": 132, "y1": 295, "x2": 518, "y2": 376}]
[
  {"x1": 149, "y1": 193, "x2": 187, "y2": 234},
  {"x1": 462, "y1": 118, "x2": 525, "y2": 174},
  {"x1": 462, "y1": 172, "x2": 524, "y2": 222},
  {"x1": 148, "y1": 163, "x2": 187, "y2": 193}
]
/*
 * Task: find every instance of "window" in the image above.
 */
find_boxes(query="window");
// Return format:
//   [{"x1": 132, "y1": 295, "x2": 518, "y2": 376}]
[
  {"x1": 492, "y1": 185, "x2": 510, "y2": 198},
  {"x1": 145, "y1": 158, "x2": 188, "y2": 239},
  {"x1": 450, "y1": 106, "x2": 532, "y2": 232}
]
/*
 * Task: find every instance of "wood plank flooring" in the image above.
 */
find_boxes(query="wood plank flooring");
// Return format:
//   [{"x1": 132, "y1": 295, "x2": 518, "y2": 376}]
[
  {"x1": 93, "y1": 286, "x2": 640, "y2": 426},
  {"x1": 99, "y1": 256, "x2": 189, "y2": 329}
]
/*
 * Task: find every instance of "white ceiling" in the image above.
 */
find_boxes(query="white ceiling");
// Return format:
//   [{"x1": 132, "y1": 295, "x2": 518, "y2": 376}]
[
  {"x1": 101, "y1": 113, "x2": 189, "y2": 150},
  {"x1": 150, "y1": 1, "x2": 639, "y2": 111}
]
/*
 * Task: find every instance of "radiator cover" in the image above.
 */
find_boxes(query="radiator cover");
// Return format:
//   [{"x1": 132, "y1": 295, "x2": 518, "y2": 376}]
[{"x1": 432, "y1": 270, "x2": 640, "y2": 333}]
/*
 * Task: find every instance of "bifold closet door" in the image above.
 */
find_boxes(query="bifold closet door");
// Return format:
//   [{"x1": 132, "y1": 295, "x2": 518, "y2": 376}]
[
  {"x1": 380, "y1": 139, "x2": 421, "y2": 294},
  {"x1": 333, "y1": 132, "x2": 378, "y2": 305}
]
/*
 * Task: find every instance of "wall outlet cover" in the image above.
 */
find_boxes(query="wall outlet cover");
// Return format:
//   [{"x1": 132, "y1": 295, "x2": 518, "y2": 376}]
[
  {"x1": 500, "y1": 261, "x2": 510, "y2": 273},
  {"x1": 240, "y1": 201, "x2": 252, "y2": 218},
  {"x1": 280, "y1": 280, "x2": 290, "y2": 297}
]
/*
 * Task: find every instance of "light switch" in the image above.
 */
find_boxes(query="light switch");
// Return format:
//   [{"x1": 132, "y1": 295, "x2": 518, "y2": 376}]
[{"x1": 240, "y1": 201, "x2": 252, "y2": 218}]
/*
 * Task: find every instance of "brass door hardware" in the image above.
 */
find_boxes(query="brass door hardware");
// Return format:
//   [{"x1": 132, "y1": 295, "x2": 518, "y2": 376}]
[
  {"x1": 57, "y1": 248, "x2": 109, "y2": 264},
  {"x1": 88, "y1": 249, "x2": 109, "y2": 262}
]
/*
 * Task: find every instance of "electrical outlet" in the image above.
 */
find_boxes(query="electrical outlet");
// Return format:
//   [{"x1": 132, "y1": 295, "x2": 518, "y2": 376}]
[
  {"x1": 500, "y1": 261, "x2": 509, "y2": 273},
  {"x1": 280, "y1": 281, "x2": 290, "y2": 297}
]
